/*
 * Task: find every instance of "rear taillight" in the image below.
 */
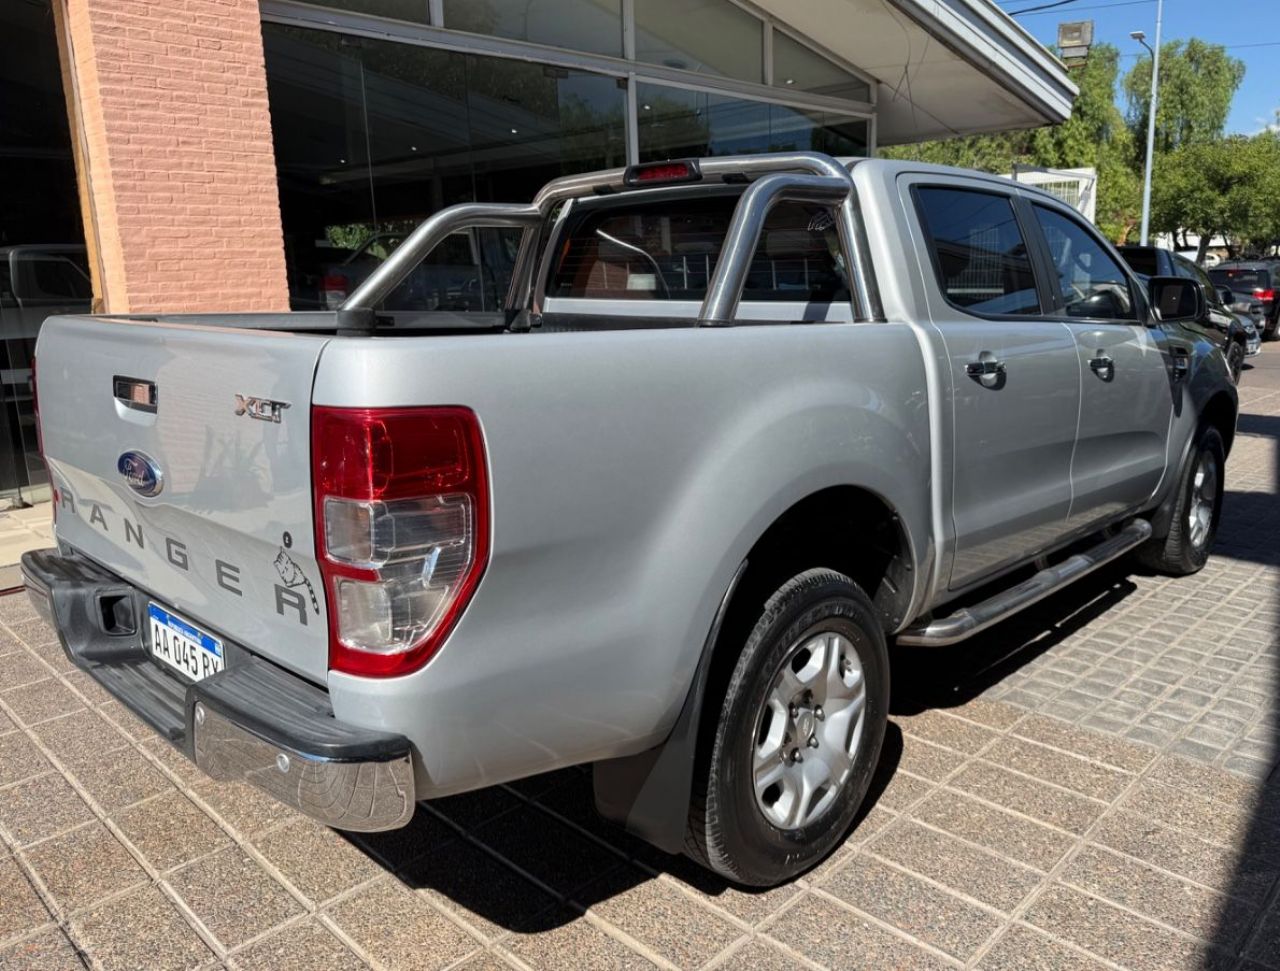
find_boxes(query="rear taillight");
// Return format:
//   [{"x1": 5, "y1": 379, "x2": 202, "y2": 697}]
[
  {"x1": 321, "y1": 273, "x2": 349, "y2": 310},
  {"x1": 1254, "y1": 288, "x2": 1275, "y2": 302},
  {"x1": 312, "y1": 406, "x2": 489, "y2": 677}
]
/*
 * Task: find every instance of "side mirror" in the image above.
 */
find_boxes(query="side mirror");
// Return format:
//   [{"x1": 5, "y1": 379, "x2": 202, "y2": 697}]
[
  {"x1": 1217, "y1": 286, "x2": 1235, "y2": 306},
  {"x1": 1148, "y1": 276, "x2": 1205, "y2": 324}
]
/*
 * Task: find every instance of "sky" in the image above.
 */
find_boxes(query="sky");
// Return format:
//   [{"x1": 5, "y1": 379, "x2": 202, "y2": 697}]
[{"x1": 994, "y1": 0, "x2": 1279, "y2": 135}]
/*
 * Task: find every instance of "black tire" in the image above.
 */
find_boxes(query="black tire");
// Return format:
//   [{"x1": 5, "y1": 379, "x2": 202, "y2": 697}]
[
  {"x1": 1226, "y1": 340, "x2": 1245, "y2": 384},
  {"x1": 685, "y1": 569, "x2": 888, "y2": 886},
  {"x1": 1137, "y1": 425, "x2": 1225, "y2": 576}
]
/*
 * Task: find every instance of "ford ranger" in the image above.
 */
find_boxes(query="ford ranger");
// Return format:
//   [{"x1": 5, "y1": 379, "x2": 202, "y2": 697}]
[{"x1": 20, "y1": 153, "x2": 1237, "y2": 887}]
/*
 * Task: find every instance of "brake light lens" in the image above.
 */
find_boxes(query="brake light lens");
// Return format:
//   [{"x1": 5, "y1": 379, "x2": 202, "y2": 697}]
[
  {"x1": 313, "y1": 406, "x2": 489, "y2": 677},
  {"x1": 623, "y1": 159, "x2": 702, "y2": 186},
  {"x1": 1254, "y1": 288, "x2": 1274, "y2": 302}
]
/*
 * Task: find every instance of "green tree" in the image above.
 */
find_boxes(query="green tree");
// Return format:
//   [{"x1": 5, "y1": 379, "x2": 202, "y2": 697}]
[
  {"x1": 1123, "y1": 39, "x2": 1245, "y2": 154},
  {"x1": 1151, "y1": 132, "x2": 1280, "y2": 261}
]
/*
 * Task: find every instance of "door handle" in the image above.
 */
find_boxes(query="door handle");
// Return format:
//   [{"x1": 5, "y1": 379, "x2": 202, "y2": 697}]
[
  {"x1": 965, "y1": 359, "x2": 1006, "y2": 377},
  {"x1": 1088, "y1": 354, "x2": 1114, "y2": 378}
]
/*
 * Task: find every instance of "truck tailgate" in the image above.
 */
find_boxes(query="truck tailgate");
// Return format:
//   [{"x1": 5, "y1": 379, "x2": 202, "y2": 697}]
[{"x1": 36, "y1": 315, "x2": 332, "y2": 683}]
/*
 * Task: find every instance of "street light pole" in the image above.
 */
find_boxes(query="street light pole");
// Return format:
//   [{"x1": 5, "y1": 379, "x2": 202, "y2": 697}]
[{"x1": 1132, "y1": 0, "x2": 1163, "y2": 246}]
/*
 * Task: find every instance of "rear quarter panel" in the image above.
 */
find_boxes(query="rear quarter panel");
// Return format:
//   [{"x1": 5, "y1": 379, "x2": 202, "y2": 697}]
[{"x1": 317, "y1": 323, "x2": 933, "y2": 795}]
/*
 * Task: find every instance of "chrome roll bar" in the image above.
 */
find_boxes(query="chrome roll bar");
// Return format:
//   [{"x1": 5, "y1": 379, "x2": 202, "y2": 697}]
[
  {"x1": 697, "y1": 173, "x2": 852, "y2": 325},
  {"x1": 342, "y1": 152, "x2": 885, "y2": 332},
  {"x1": 338, "y1": 203, "x2": 543, "y2": 333},
  {"x1": 508, "y1": 151, "x2": 884, "y2": 324}
]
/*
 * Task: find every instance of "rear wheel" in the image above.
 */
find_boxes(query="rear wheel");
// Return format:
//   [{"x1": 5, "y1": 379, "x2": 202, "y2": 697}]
[
  {"x1": 1138, "y1": 425, "x2": 1225, "y2": 576},
  {"x1": 685, "y1": 569, "x2": 888, "y2": 886}
]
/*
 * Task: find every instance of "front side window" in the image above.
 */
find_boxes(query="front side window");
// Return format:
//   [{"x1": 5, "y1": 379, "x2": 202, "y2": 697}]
[
  {"x1": 548, "y1": 194, "x2": 848, "y2": 303},
  {"x1": 1033, "y1": 205, "x2": 1135, "y2": 320},
  {"x1": 914, "y1": 186, "x2": 1040, "y2": 316}
]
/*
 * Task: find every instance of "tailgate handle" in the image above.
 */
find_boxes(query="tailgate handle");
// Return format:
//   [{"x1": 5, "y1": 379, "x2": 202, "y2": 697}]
[{"x1": 113, "y1": 376, "x2": 157, "y2": 413}]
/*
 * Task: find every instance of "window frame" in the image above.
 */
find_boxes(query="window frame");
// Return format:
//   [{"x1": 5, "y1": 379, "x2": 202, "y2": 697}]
[
  {"x1": 909, "y1": 182, "x2": 1054, "y2": 322},
  {"x1": 1025, "y1": 199, "x2": 1142, "y2": 325}
]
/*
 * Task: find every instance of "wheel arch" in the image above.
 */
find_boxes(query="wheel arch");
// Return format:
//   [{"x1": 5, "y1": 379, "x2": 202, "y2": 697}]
[{"x1": 592, "y1": 483, "x2": 912, "y2": 856}]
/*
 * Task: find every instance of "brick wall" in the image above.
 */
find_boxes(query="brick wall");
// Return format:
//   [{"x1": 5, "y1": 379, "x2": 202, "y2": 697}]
[{"x1": 60, "y1": 0, "x2": 289, "y2": 312}]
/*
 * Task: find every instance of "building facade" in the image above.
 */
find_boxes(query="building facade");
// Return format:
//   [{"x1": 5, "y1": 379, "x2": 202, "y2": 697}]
[{"x1": 0, "y1": 0, "x2": 1074, "y2": 505}]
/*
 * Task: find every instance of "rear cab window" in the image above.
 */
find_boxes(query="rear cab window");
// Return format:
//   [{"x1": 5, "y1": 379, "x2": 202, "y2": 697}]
[
  {"x1": 1209, "y1": 267, "x2": 1272, "y2": 294},
  {"x1": 912, "y1": 186, "x2": 1040, "y2": 317},
  {"x1": 543, "y1": 188, "x2": 850, "y2": 322}
]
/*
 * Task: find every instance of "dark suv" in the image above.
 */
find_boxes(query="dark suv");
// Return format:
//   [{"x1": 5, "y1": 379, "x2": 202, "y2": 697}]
[{"x1": 1209, "y1": 262, "x2": 1278, "y2": 339}]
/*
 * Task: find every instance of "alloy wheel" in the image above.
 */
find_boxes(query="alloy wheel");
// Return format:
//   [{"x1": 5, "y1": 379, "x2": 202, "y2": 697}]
[{"x1": 751, "y1": 629, "x2": 867, "y2": 830}]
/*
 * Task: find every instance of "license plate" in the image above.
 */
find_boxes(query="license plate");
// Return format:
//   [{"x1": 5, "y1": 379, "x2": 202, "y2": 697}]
[{"x1": 148, "y1": 603, "x2": 225, "y2": 682}]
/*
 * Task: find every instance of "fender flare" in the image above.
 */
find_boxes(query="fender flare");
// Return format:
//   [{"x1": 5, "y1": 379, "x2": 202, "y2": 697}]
[{"x1": 591, "y1": 559, "x2": 747, "y2": 855}]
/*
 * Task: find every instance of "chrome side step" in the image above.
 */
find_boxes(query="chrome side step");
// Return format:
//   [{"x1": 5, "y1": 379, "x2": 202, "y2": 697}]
[{"x1": 897, "y1": 520, "x2": 1153, "y2": 647}]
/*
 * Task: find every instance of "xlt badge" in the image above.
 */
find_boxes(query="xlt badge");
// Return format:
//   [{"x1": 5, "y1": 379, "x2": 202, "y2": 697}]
[{"x1": 234, "y1": 394, "x2": 290, "y2": 423}]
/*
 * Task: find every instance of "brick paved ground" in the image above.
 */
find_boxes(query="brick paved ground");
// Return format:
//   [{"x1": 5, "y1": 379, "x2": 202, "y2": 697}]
[{"x1": 1, "y1": 358, "x2": 1278, "y2": 970}]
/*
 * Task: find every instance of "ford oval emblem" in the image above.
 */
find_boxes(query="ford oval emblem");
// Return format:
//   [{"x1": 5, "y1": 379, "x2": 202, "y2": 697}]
[{"x1": 117, "y1": 450, "x2": 163, "y2": 498}]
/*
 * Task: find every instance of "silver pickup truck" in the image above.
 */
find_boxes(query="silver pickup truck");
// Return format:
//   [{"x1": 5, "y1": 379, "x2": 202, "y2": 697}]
[{"x1": 21, "y1": 152, "x2": 1236, "y2": 887}]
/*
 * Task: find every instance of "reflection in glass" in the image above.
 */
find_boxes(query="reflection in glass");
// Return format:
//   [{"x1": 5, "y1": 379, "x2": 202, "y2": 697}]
[
  {"x1": 442, "y1": 0, "x2": 622, "y2": 56},
  {"x1": 264, "y1": 24, "x2": 626, "y2": 312},
  {"x1": 634, "y1": 0, "x2": 762, "y2": 82},
  {"x1": 637, "y1": 83, "x2": 867, "y2": 161},
  {"x1": 772, "y1": 31, "x2": 870, "y2": 103},
  {"x1": 304, "y1": 0, "x2": 431, "y2": 23}
]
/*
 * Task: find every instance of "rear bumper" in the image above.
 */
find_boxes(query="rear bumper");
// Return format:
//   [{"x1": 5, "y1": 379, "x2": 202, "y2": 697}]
[{"x1": 20, "y1": 548, "x2": 415, "y2": 832}]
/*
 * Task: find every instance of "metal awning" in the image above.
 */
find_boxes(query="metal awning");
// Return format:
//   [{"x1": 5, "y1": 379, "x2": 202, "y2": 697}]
[{"x1": 757, "y1": 0, "x2": 1078, "y2": 144}]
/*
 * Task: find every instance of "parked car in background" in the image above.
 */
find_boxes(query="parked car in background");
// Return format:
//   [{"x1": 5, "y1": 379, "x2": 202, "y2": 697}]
[
  {"x1": 23, "y1": 154, "x2": 1238, "y2": 887},
  {"x1": 1118, "y1": 245, "x2": 1252, "y2": 382},
  {"x1": 315, "y1": 230, "x2": 517, "y2": 314},
  {"x1": 1209, "y1": 262, "x2": 1279, "y2": 340},
  {"x1": 1220, "y1": 288, "x2": 1264, "y2": 358}
]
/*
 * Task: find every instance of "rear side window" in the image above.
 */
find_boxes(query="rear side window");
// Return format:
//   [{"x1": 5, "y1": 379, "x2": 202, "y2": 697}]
[
  {"x1": 547, "y1": 194, "x2": 848, "y2": 303},
  {"x1": 914, "y1": 187, "x2": 1040, "y2": 316},
  {"x1": 1033, "y1": 205, "x2": 1135, "y2": 320}
]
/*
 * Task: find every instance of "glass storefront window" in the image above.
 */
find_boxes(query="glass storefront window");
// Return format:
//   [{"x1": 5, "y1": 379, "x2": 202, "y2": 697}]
[
  {"x1": 0, "y1": 0, "x2": 88, "y2": 504},
  {"x1": 772, "y1": 31, "x2": 870, "y2": 103},
  {"x1": 634, "y1": 0, "x2": 762, "y2": 82},
  {"x1": 264, "y1": 24, "x2": 627, "y2": 312},
  {"x1": 442, "y1": 0, "x2": 623, "y2": 57},
  {"x1": 636, "y1": 83, "x2": 867, "y2": 161}
]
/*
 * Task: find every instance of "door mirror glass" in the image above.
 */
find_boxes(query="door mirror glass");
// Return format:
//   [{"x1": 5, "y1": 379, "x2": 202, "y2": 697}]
[
  {"x1": 1217, "y1": 286, "x2": 1236, "y2": 306},
  {"x1": 1149, "y1": 276, "x2": 1205, "y2": 323}
]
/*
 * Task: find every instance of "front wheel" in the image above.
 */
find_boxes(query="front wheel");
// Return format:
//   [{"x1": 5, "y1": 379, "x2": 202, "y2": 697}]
[
  {"x1": 685, "y1": 569, "x2": 888, "y2": 886},
  {"x1": 1226, "y1": 340, "x2": 1245, "y2": 384},
  {"x1": 1138, "y1": 424, "x2": 1225, "y2": 576}
]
